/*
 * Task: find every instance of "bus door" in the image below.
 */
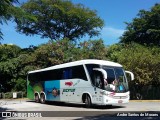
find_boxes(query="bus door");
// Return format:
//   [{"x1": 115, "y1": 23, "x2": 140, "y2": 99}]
[{"x1": 92, "y1": 69, "x2": 106, "y2": 104}]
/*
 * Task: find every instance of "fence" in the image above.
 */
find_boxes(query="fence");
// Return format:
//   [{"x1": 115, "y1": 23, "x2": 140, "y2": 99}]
[
  {"x1": 130, "y1": 84, "x2": 160, "y2": 100},
  {"x1": 141, "y1": 85, "x2": 160, "y2": 99},
  {"x1": 0, "y1": 91, "x2": 25, "y2": 99}
]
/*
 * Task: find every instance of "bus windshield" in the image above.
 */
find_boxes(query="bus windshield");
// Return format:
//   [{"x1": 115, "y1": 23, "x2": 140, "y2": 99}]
[{"x1": 102, "y1": 66, "x2": 129, "y2": 93}]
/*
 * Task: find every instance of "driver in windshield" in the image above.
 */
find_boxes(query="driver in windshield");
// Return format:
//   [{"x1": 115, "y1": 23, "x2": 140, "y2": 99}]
[{"x1": 104, "y1": 78, "x2": 116, "y2": 91}]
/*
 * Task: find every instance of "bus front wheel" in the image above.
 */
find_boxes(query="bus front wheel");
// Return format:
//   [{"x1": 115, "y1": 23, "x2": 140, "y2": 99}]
[
  {"x1": 85, "y1": 95, "x2": 92, "y2": 108},
  {"x1": 40, "y1": 94, "x2": 45, "y2": 104}
]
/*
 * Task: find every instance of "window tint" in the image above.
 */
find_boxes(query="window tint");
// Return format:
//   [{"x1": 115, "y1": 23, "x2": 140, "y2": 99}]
[
  {"x1": 63, "y1": 68, "x2": 72, "y2": 79},
  {"x1": 43, "y1": 69, "x2": 63, "y2": 80},
  {"x1": 28, "y1": 72, "x2": 43, "y2": 82},
  {"x1": 86, "y1": 64, "x2": 100, "y2": 76},
  {"x1": 62, "y1": 65, "x2": 87, "y2": 80},
  {"x1": 105, "y1": 68, "x2": 115, "y2": 84},
  {"x1": 28, "y1": 65, "x2": 87, "y2": 81},
  {"x1": 86, "y1": 64, "x2": 100, "y2": 84},
  {"x1": 72, "y1": 65, "x2": 87, "y2": 80},
  {"x1": 115, "y1": 68, "x2": 126, "y2": 83}
]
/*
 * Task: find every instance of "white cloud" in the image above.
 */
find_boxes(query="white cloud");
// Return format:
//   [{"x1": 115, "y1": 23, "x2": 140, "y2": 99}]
[
  {"x1": 98, "y1": 26, "x2": 125, "y2": 45},
  {"x1": 101, "y1": 27, "x2": 125, "y2": 38}
]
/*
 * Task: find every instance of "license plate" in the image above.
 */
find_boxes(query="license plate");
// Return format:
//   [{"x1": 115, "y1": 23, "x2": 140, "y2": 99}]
[{"x1": 118, "y1": 100, "x2": 123, "y2": 103}]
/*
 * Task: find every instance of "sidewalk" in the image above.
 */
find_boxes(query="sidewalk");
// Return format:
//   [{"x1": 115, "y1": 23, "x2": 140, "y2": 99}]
[{"x1": 0, "y1": 98, "x2": 28, "y2": 107}]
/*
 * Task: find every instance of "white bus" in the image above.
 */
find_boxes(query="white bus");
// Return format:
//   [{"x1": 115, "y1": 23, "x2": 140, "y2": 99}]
[{"x1": 27, "y1": 59, "x2": 134, "y2": 107}]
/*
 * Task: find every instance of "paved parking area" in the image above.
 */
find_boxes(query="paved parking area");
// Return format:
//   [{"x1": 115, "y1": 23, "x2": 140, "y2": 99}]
[{"x1": 0, "y1": 99, "x2": 160, "y2": 120}]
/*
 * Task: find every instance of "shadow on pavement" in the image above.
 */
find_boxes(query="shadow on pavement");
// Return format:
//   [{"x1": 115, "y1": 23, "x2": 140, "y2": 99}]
[{"x1": 27, "y1": 100, "x2": 126, "y2": 110}]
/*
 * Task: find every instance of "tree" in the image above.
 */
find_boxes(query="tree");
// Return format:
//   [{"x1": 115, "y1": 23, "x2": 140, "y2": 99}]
[
  {"x1": 0, "y1": 0, "x2": 28, "y2": 40},
  {"x1": 0, "y1": 44, "x2": 35, "y2": 92},
  {"x1": 0, "y1": 0, "x2": 18, "y2": 39},
  {"x1": 16, "y1": 0, "x2": 104, "y2": 42},
  {"x1": 24, "y1": 38, "x2": 107, "y2": 69},
  {"x1": 0, "y1": 0, "x2": 36, "y2": 41},
  {"x1": 120, "y1": 3, "x2": 160, "y2": 46},
  {"x1": 107, "y1": 43, "x2": 160, "y2": 85},
  {"x1": 78, "y1": 39, "x2": 107, "y2": 60},
  {"x1": 0, "y1": 44, "x2": 21, "y2": 91},
  {"x1": 0, "y1": 44, "x2": 21, "y2": 61},
  {"x1": 107, "y1": 43, "x2": 160, "y2": 99}
]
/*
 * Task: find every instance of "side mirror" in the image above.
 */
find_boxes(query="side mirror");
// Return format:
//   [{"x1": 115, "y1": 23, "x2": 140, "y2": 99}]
[
  {"x1": 125, "y1": 71, "x2": 134, "y2": 81},
  {"x1": 93, "y1": 68, "x2": 107, "y2": 79}
]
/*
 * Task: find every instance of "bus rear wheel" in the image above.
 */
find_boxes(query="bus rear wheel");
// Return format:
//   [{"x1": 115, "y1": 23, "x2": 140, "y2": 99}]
[
  {"x1": 35, "y1": 94, "x2": 39, "y2": 103},
  {"x1": 85, "y1": 95, "x2": 92, "y2": 108},
  {"x1": 40, "y1": 94, "x2": 45, "y2": 104}
]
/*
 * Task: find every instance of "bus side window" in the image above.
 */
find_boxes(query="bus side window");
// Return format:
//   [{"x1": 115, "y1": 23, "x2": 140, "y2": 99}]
[
  {"x1": 72, "y1": 65, "x2": 87, "y2": 81},
  {"x1": 43, "y1": 69, "x2": 63, "y2": 81},
  {"x1": 29, "y1": 72, "x2": 42, "y2": 82},
  {"x1": 85, "y1": 64, "x2": 100, "y2": 85},
  {"x1": 63, "y1": 68, "x2": 72, "y2": 79}
]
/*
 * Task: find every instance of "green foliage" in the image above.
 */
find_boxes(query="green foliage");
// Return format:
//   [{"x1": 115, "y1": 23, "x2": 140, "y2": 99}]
[
  {"x1": 0, "y1": 0, "x2": 35, "y2": 40},
  {"x1": 27, "y1": 39, "x2": 107, "y2": 68},
  {"x1": 0, "y1": 0, "x2": 18, "y2": 23},
  {"x1": 16, "y1": 0, "x2": 104, "y2": 41},
  {"x1": 106, "y1": 43, "x2": 123, "y2": 62},
  {"x1": 0, "y1": 44, "x2": 34, "y2": 92},
  {"x1": 0, "y1": 44, "x2": 21, "y2": 61},
  {"x1": 120, "y1": 3, "x2": 160, "y2": 46},
  {"x1": 12, "y1": 78, "x2": 26, "y2": 92},
  {"x1": 78, "y1": 39, "x2": 107, "y2": 60},
  {"x1": 0, "y1": 0, "x2": 18, "y2": 40},
  {"x1": 107, "y1": 43, "x2": 160, "y2": 85}
]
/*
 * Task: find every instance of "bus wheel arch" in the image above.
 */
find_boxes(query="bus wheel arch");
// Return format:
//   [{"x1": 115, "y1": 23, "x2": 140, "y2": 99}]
[
  {"x1": 34, "y1": 92, "x2": 40, "y2": 103},
  {"x1": 40, "y1": 92, "x2": 46, "y2": 104},
  {"x1": 82, "y1": 93, "x2": 92, "y2": 108}
]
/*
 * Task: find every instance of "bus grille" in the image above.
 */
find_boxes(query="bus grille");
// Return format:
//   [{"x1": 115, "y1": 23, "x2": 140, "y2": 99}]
[{"x1": 113, "y1": 96, "x2": 128, "y2": 99}]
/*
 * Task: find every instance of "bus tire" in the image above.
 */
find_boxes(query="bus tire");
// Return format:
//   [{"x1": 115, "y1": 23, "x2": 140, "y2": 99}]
[
  {"x1": 85, "y1": 95, "x2": 92, "y2": 108},
  {"x1": 35, "y1": 94, "x2": 39, "y2": 103},
  {"x1": 40, "y1": 94, "x2": 45, "y2": 104}
]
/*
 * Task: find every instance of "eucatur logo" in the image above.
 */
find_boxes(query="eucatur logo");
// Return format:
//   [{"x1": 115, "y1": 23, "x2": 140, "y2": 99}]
[{"x1": 65, "y1": 81, "x2": 73, "y2": 86}]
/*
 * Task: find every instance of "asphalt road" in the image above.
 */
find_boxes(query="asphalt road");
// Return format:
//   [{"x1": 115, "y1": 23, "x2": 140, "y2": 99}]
[{"x1": 0, "y1": 99, "x2": 160, "y2": 120}]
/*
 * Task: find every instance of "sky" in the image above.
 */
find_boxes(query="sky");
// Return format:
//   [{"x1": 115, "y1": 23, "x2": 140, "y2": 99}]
[{"x1": 1, "y1": 0, "x2": 160, "y2": 48}]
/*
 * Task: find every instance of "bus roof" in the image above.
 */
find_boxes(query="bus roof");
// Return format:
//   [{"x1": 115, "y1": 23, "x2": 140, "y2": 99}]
[{"x1": 28, "y1": 59, "x2": 122, "y2": 74}]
